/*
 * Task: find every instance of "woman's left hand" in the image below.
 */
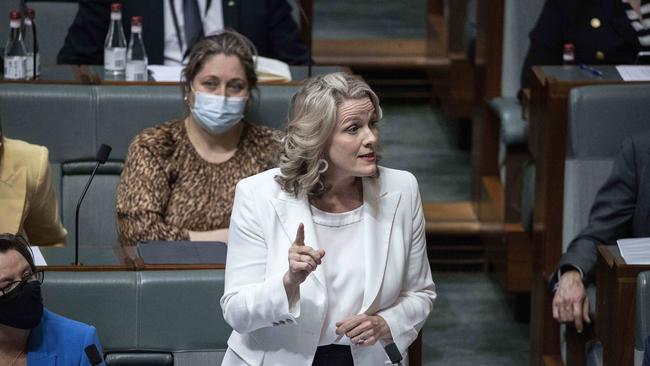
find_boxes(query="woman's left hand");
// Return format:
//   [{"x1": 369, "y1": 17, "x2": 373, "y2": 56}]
[{"x1": 335, "y1": 314, "x2": 392, "y2": 346}]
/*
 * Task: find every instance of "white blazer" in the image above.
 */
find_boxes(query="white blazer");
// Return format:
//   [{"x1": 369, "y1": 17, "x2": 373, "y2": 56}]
[{"x1": 220, "y1": 167, "x2": 436, "y2": 366}]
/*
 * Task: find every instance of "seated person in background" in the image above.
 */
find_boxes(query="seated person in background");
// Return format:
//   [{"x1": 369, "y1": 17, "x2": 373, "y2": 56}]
[
  {"x1": 58, "y1": 0, "x2": 309, "y2": 66},
  {"x1": 220, "y1": 73, "x2": 436, "y2": 365},
  {"x1": 116, "y1": 30, "x2": 282, "y2": 246},
  {"x1": 521, "y1": 0, "x2": 650, "y2": 88},
  {"x1": 0, "y1": 122, "x2": 67, "y2": 246},
  {"x1": 0, "y1": 234, "x2": 105, "y2": 366},
  {"x1": 552, "y1": 132, "x2": 650, "y2": 333}
]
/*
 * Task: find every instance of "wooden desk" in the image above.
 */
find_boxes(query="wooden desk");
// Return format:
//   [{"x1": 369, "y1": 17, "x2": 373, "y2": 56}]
[
  {"x1": 596, "y1": 245, "x2": 650, "y2": 366},
  {"x1": 1, "y1": 65, "x2": 351, "y2": 86},
  {"x1": 527, "y1": 65, "x2": 650, "y2": 366}
]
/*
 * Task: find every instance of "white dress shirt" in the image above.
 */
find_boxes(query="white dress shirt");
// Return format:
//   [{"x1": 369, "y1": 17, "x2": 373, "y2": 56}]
[
  {"x1": 310, "y1": 204, "x2": 366, "y2": 346},
  {"x1": 163, "y1": 0, "x2": 224, "y2": 65}
]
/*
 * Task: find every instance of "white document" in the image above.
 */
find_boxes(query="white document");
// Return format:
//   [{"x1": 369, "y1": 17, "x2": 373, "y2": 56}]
[
  {"x1": 254, "y1": 56, "x2": 292, "y2": 82},
  {"x1": 617, "y1": 238, "x2": 650, "y2": 264},
  {"x1": 31, "y1": 246, "x2": 47, "y2": 266},
  {"x1": 148, "y1": 65, "x2": 184, "y2": 82},
  {"x1": 149, "y1": 57, "x2": 292, "y2": 83},
  {"x1": 616, "y1": 66, "x2": 650, "y2": 81}
]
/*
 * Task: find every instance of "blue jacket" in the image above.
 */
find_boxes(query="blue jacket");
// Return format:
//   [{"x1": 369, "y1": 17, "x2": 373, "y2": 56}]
[{"x1": 27, "y1": 309, "x2": 105, "y2": 366}]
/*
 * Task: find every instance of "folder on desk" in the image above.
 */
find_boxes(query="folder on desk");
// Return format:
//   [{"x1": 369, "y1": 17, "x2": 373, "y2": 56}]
[
  {"x1": 617, "y1": 237, "x2": 650, "y2": 264},
  {"x1": 137, "y1": 241, "x2": 227, "y2": 265}
]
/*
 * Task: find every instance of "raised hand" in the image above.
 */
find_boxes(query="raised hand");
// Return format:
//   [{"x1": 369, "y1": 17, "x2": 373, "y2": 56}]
[{"x1": 283, "y1": 224, "x2": 325, "y2": 296}]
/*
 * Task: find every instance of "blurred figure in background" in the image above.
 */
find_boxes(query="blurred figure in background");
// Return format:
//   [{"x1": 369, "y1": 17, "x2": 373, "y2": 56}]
[
  {"x1": 116, "y1": 31, "x2": 282, "y2": 246},
  {"x1": 521, "y1": 0, "x2": 650, "y2": 87},
  {"x1": 0, "y1": 120, "x2": 67, "y2": 246},
  {"x1": 58, "y1": 0, "x2": 309, "y2": 66}
]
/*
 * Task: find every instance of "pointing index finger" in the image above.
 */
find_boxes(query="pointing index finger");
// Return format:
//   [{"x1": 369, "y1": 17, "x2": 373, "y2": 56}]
[{"x1": 294, "y1": 223, "x2": 305, "y2": 246}]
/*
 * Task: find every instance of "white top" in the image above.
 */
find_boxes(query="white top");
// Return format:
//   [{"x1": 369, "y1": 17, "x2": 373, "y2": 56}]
[
  {"x1": 311, "y1": 204, "x2": 365, "y2": 346},
  {"x1": 163, "y1": 0, "x2": 224, "y2": 65}
]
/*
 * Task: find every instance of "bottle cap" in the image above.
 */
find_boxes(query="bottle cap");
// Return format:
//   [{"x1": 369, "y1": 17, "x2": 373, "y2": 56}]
[
  {"x1": 9, "y1": 10, "x2": 21, "y2": 20},
  {"x1": 111, "y1": 3, "x2": 122, "y2": 12},
  {"x1": 563, "y1": 43, "x2": 574, "y2": 52},
  {"x1": 131, "y1": 16, "x2": 142, "y2": 26}
]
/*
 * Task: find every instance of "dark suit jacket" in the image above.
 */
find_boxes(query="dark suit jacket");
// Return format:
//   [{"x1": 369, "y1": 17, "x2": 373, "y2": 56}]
[
  {"x1": 556, "y1": 132, "x2": 650, "y2": 285},
  {"x1": 521, "y1": 0, "x2": 642, "y2": 87},
  {"x1": 57, "y1": 0, "x2": 309, "y2": 65}
]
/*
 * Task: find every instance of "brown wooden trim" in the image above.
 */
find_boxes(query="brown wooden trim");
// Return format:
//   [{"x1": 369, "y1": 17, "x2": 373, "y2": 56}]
[
  {"x1": 408, "y1": 330, "x2": 423, "y2": 366},
  {"x1": 596, "y1": 245, "x2": 650, "y2": 366}
]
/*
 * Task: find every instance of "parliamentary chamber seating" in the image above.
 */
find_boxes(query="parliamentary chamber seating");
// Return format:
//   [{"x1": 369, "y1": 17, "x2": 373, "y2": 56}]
[
  {"x1": 0, "y1": 82, "x2": 298, "y2": 253},
  {"x1": 560, "y1": 84, "x2": 650, "y2": 366},
  {"x1": 0, "y1": 82, "x2": 300, "y2": 365}
]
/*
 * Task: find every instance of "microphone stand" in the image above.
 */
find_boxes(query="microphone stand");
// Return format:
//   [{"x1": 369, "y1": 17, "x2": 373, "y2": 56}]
[
  {"x1": 74, "y1": 144, "x2": 112, "y2": 265},
  {"x1": 74, "y1": 162, "x2": 102, "y2": 265}
]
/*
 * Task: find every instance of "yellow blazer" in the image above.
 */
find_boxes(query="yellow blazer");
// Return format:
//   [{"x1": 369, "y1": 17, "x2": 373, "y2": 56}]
[{"x1": 0, "y1": 138, "x2": 67, "y2": 246}]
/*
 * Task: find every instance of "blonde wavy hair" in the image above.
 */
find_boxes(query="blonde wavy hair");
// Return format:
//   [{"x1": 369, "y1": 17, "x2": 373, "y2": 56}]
[{"x1": 275, "y1": 72, "x2": 382, "y2": 197}]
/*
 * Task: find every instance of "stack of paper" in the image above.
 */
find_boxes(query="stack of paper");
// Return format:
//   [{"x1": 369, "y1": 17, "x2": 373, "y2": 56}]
[
  {"x1": 148, "y1": 56, "x2": 292, "y2": 83},
  {"x1": 617, "y1": 238, "x2": 650, "y2": 264},
  {"x1": 148, "y1": 65, "x2": 184, "y2": 82},
  {"x1": 616, "y1": 66, "x2": 650, "y2": 81},
  {"x1": 254, "y1": 55, "x2": 292, "y2": 82}
]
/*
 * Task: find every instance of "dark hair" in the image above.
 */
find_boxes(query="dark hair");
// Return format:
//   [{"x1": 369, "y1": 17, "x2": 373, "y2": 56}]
[
  {"x1": 0, "y1": 234, "x2": 36, "y2": 273},
  {"x1": 181, "y1": 30, "x2": 258, "y2": 103}
]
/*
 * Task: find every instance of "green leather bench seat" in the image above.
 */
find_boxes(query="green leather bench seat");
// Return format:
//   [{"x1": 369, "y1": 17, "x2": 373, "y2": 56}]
[
  {"x1": 42, "y1": 270, "x2": 230, "y2": 366},
  {"x1": 0, "y1": 83, "x2": 299, "y2": 254}
]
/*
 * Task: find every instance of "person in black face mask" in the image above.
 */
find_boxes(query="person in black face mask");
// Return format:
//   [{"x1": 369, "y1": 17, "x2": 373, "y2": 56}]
[{"x1": 0, "y1": 234, "x2": 105, "y2": 366}]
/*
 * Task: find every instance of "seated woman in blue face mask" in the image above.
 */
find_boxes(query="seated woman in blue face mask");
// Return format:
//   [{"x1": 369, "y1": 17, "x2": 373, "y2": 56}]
[
  {"x1": 0, "y1": 233, "x2": 105, "y2": 366},
  {"x1": 116, "y1": 30, "x2": 282, "y2": 246}
]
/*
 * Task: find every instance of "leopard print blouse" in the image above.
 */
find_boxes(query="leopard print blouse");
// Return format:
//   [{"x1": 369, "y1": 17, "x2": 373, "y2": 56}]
[{"x1": 116, "y1": 120, "x2": 282, "y2": 246}]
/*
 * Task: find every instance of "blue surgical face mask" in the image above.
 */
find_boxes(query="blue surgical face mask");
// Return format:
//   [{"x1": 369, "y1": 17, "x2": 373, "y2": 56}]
[{"x1": 191, "y1": 92, "x2": 247, "y2": 134}]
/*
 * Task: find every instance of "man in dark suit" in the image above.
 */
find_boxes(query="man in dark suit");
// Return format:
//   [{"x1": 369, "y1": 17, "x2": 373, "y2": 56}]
[
  {"x1": 57, "y1": 0, "x2": 309, "y2": 65},
  {"x1": 521, "y1": 0, "x2": 647, "y2": 88},
  {"x1": 552, "y1": 133, "x2": 650, "y2": 332}
]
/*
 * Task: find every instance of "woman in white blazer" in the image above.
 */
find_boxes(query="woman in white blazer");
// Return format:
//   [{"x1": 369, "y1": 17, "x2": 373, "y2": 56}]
[{"x1": 220, "y1": 72, "x2": 436, "y2": 366}]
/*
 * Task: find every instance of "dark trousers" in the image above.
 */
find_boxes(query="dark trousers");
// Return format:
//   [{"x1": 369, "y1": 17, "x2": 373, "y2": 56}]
[{"x1": 312, "y1": 344, "x2": 354, "y2": 366}]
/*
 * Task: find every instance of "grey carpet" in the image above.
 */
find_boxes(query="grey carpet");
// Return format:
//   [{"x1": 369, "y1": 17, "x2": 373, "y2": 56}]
[
  {"x1": 313, "y1": 0, "x2": 426, "y2": 39},
  {"x1": 423, "y1": 273, "x2": 529, "y2": 365},
  {"x1": 379, "y1": 103, "x2": 471, "y2": 202}
]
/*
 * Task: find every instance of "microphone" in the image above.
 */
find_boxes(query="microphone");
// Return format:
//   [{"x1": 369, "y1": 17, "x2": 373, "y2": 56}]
[
  {"x1": 74, "y1": 144, "x2": 112, "y2": 265},
  {"x1": 84, "y1": 344, "x2": 104, "y2": 365},
  {"x1": 384, "y1": 342, "x2": 403, "y2": 366}
]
